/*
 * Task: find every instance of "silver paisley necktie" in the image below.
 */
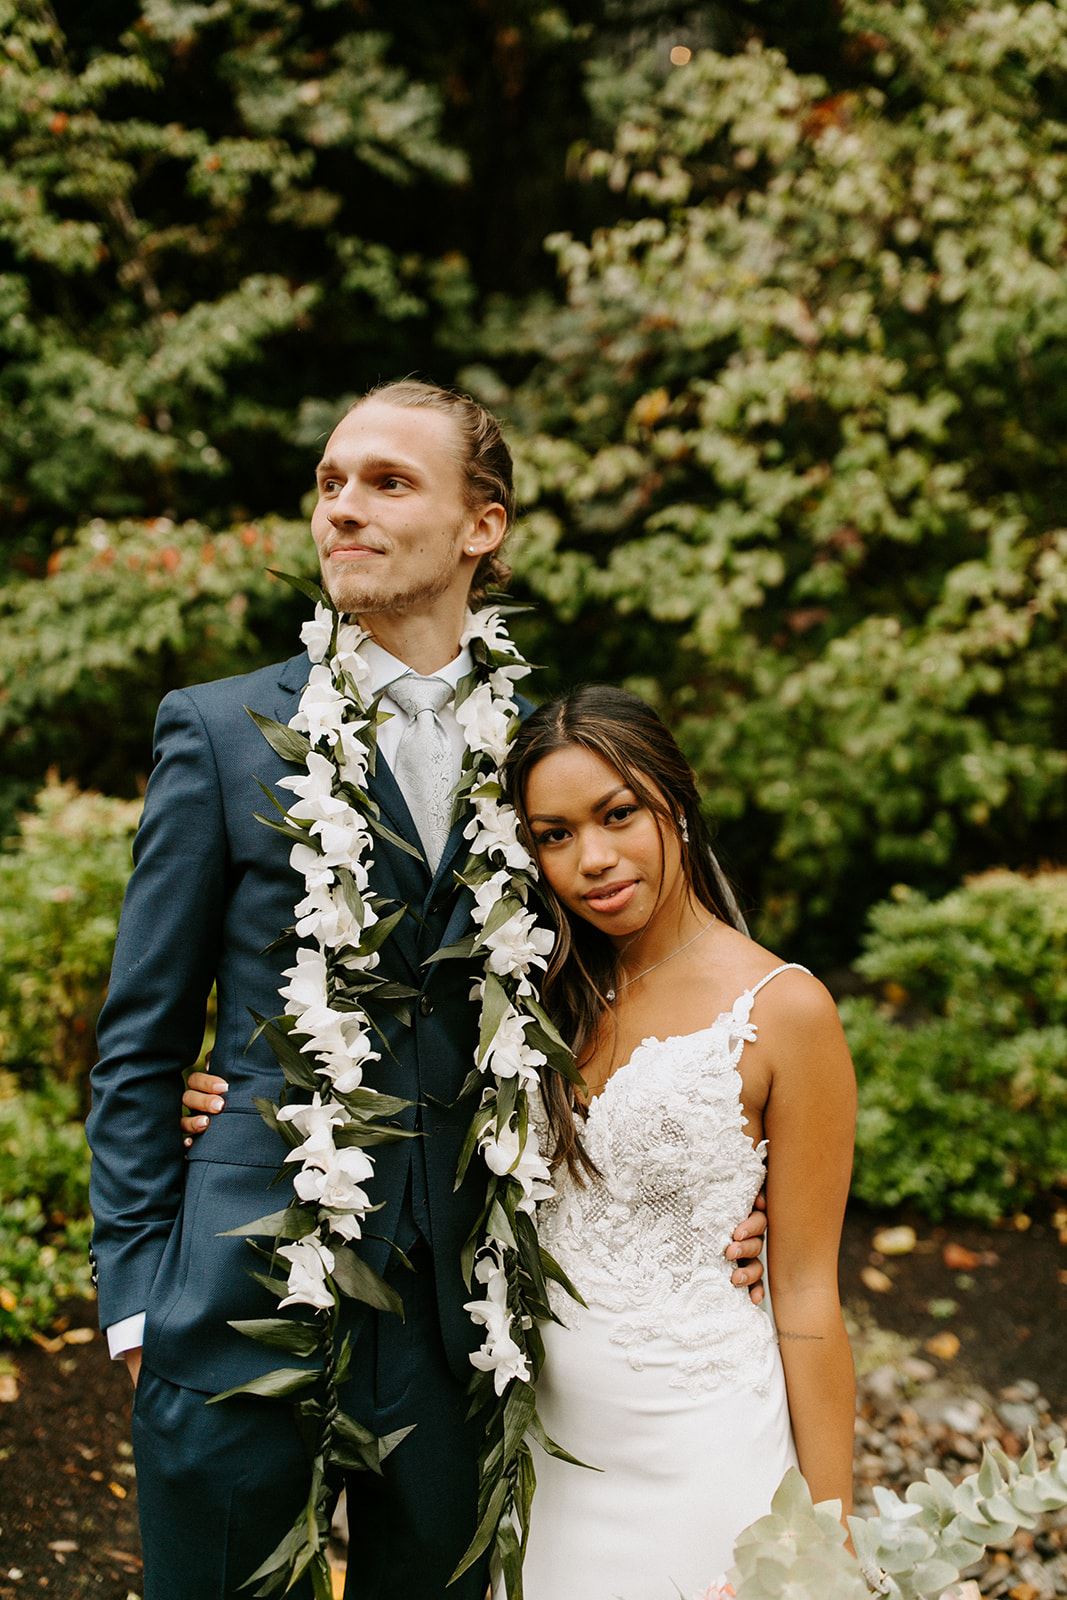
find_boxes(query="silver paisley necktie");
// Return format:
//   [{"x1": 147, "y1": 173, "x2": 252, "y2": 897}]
[{"x1": 389, "y1": 674, "x2": 456, "y2": 870}]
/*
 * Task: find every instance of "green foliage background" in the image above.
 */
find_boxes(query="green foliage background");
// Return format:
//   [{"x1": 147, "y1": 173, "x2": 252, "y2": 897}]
[{"x1": 0, "y1": 0, "x2": 1064, "y2": 1335}]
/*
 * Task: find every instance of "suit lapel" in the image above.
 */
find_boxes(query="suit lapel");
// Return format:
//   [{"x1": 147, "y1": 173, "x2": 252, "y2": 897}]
[{"x1": 271, "y1": 650, "x2": 309, "y2": 723}]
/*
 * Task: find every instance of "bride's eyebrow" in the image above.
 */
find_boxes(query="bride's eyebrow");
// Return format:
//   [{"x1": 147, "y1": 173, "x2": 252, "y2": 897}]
[{"x1": 528, "y1": 786, "x2": 631, "y2": 823}]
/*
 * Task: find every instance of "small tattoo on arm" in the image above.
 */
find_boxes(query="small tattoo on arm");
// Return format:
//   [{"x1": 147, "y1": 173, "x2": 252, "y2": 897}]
[{"x1": 777, "y1": 1330, "x2": 825, "y2": 1342}]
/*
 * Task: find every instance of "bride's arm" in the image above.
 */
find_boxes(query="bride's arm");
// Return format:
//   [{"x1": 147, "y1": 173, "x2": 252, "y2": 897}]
[{"x1": 762, "y1": 973, "x2": 856, "y2": 1514}]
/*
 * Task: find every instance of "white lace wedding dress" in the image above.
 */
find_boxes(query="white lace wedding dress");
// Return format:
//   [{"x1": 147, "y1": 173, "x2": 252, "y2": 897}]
[{"x1": 511, "y1": 964, "x2": 807, "y2": 1600}]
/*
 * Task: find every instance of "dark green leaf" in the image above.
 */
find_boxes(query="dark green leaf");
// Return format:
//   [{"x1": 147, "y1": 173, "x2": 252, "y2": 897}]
[
  {"x1": 454, "y1": 1102, "x2": 490, "y2": 1190},
  {"x1": 269, "y1": 569, "x2": 331, "y2": 607},
  {"x1": 527, "y1": 1409, "x2": 599, "y2": 1470},
  {"x1": 245, "y1": 707, "x2": 312, "y2": 766},
  {"x1": 356, "y1": 903, "x2": 409, "y2": 955},
  {"x1": 227, "y1": 1316, "x2": 322, "y2": 1358},
  {"x1": 330, "y1": 1244, "x2": 404, "y2": 1316},
  {"x1": 424, "y1": 934, "x2": 478, "y2": 964},
  {"x1": 449, "y1": 1472, "x2": 509, "y2": 1583},
  {"x1": 502, "y1": 1377, "x2": 537, "y2": 1469},
  {"x1": 219, "y1": 1205, "x2": 314, "y2": 1241},
  {"x1": 495, "y1": 1511, "x2": 523, "y2": 1600},
  {"x1": 367, "y1": 813, "x2": 424, "y2": 859},
  {"x1": 487, "y1": 1197, "x2": 516, "y2": 1252},
  {"x1": 208, "y1": 1366, "x2": 320, "y2": 1405},
  {"x1": 333, "y1": 1086, "x2": 412, "y2": 1120},
  {"x1": 477, "y1": 972, "x2": 511, "y2": 1065}
]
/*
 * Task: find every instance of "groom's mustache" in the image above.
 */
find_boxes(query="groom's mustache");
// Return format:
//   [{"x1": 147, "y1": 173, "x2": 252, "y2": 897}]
[{"x1": 322, "y1": 536, "x2": 389, "y2": 558}]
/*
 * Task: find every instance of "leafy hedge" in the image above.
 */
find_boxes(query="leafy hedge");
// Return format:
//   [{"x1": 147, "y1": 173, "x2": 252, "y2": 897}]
[
  {"x1": 845, "y1": 871, "x2": 1067, "y2": 1222},
  {"x1": 0, "y1": 778, "x2": 141, "y2": 1084},
  {"x1": 0, "y1": 1076, "x2": 93, "y2": 1343}
]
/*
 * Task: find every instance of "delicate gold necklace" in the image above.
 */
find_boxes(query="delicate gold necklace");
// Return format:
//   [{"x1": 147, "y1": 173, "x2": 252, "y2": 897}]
[{"x1": 605, "y1": 916, "x2": 716, "y2": 1004}]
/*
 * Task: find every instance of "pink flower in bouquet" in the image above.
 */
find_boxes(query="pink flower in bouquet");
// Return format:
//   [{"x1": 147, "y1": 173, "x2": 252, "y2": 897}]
[{"x1": 698, "y1": 1585, "x2": 735, "y2": 1599}]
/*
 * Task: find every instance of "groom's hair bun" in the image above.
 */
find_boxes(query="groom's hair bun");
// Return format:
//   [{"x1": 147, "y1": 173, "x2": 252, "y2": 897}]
[{"x1": 355, "y1": 378, "x2": 514, "y2": 604}]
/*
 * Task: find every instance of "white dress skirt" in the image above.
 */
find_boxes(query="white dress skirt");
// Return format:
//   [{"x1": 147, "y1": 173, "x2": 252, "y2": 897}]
[{"x1": 499, "y1": 966, "x2": 807, "y2": 1600}]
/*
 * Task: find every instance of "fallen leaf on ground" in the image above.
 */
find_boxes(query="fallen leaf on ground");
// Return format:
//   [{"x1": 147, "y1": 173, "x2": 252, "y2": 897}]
[
  {"x1": 0, "y1": 1373, "x2": 18, "y2": 1403},
  {"x1": 927, "y1": 1297, "x2": 959, "y2": 1319},
  {"x1": 47, "y1": 1542, "x2": 77, "y2": 1555},
  {"x1": 108, "y1": 1480, "x2": 127, "y2": 1499},
  {"x1": 102, "y1": 1551, "x2": 142, "y2": 1569},
  {"x1": 942, "y1": 1242, "x2": 981, "y2": 1270},
  {"x1": 861, "y1": 1266, "x2": 893, "y2": 1293},
  {"x1": 924, "y1": 1331, "x2": 961, "y2": 1360},
  {"x1": 873, "y1": 1225, "x2": 917, "y2": 1255},
  {"x1": 62, "y1": 1326, "x2": 95, "y2": 1345},
  {"x1": 30, "y1": 1331, "x2": 65, "y2": 1354}
]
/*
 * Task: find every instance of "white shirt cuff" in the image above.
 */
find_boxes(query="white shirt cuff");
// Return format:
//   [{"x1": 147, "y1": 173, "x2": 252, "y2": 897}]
[{"x1": 106, "y1": 1312, "x2": 146, "y2": 1359}]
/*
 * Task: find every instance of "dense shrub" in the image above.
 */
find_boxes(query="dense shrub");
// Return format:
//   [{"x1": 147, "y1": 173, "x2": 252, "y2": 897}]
[
  {"x1": 0, "y1": 1076, "x2": 93, "y2": 1343},
  {"x1": 484, "y1": 0, "x2": 1067, "y2": 957},
  {"x1": 844, "y1": 871, "x2": 1067, "y2": 1222},
  {"x1": 0, "y1": 779, "x2": 141, "y2": 1085}
]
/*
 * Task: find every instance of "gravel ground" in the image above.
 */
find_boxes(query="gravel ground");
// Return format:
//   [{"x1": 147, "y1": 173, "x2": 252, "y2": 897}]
[
  {"x1": 2, "y1": 1209, "x2": 1065, "y2": 1598},
  {"x1": 850, "y1": 1341, "x2": 1067, "y2": 1598}
]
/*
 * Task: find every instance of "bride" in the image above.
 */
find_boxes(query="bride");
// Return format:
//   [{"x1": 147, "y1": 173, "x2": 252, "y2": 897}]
[
  {"x1": 182, "y1": 681, "x2": 856, "y2": 1598},
  {"x1": 497, "y1": 684, "x2": 857, "y2": 1599}
]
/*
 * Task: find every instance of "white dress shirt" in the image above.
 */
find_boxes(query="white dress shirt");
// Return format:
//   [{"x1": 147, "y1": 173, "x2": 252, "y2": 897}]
[{"x1": 106, "y1": 641, "x2": 473, "y2": 1359}]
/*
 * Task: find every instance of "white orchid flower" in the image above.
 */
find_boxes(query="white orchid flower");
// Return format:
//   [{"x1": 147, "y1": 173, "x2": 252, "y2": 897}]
[
  {"x1": 455, "y1": 682, "x2": 515, "y2": 766},
  {"x1": 479, "y1": 1118, "x2": 554, "y2": 1213},
  {"x1": 277, "y1": 1235, "x2": 335, "y2": 1311},
  {"x1": 299, "y1": 605, "x2": 333, "y2": 664}
]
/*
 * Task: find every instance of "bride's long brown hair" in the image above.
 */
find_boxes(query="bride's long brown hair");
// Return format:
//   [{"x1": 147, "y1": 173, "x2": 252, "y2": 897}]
[{"x1": 504, "y1": 685, "x2": 748, "y2": 1180}]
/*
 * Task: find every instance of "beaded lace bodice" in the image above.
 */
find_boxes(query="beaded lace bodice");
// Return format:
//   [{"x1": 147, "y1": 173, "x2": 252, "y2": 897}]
[{"x1": 536, "y1": 964, "x2": 810, "y2": 1399}]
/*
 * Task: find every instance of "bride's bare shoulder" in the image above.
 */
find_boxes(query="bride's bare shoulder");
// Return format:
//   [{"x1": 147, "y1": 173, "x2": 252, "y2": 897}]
[{"x1": 706, "y1": 924, "x2": 838, "y2": 1028}]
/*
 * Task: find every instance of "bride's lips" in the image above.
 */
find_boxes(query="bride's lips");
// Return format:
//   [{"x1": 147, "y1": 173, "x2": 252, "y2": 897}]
[{"x1": 583, "y1": 880, "x2": 638, "y2": 915}]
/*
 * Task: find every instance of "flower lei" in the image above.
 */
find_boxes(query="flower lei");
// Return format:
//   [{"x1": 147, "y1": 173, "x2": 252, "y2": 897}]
[{"x1": 213, "y1": 578, "x2": 585, "y2": 1600}]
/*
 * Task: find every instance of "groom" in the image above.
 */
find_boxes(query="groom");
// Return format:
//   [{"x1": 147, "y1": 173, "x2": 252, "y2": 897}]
[{"x1": 87, "y1": 380, "x2": 768, "y2": 1600}]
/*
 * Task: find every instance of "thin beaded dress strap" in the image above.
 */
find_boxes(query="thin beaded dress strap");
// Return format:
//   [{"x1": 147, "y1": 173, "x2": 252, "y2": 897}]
[{"x1": 745, "y1": 961, "x2": 812, "y2": 1003}]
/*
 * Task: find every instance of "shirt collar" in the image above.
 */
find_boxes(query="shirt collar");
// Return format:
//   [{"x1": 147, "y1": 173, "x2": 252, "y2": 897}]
[{"x1": 360, "y1": 639, "x2": 473, "y2": 699}]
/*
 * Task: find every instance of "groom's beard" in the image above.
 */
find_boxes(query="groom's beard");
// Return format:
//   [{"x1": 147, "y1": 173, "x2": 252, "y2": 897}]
[{"x1": 319, "y1": 517, "x2": 466, "y2": 619}]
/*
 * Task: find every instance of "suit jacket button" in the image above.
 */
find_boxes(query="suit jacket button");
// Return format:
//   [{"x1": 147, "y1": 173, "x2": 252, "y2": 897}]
[{"x1": 418, "y1": 994, "x2": 434, "y2": 1017}]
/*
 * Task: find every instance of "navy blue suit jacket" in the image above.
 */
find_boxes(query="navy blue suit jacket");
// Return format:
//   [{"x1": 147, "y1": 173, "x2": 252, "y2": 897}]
[{"x1": 88, "y1": 652, "x2": 521, "y2": 1395}]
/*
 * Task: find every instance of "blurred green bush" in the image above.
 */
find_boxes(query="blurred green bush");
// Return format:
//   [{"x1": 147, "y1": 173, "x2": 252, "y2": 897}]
[
  {"x1": 0, "y1": 1076, "x2": 94, "y2": 1343},
  {"x1": 845, "y1": 871, "x2": 1067, "y2": 1222},
  {"x1": 0, "y1": 778, "x2": 141, "y2": 1087},
  {"x1": 482, "y1": 0, "x2": 1067, "y2": 957}
]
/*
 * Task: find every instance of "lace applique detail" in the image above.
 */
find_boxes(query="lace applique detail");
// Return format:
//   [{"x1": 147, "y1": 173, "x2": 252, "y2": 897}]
[{"x1": 535, "y1": 989, "x2": 783, "y2": 1400}]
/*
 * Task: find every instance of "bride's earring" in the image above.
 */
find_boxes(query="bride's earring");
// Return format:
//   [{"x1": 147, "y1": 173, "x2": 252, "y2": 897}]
[{"x1": 678, "y1": 814, "x2": 689, "y2": 843}]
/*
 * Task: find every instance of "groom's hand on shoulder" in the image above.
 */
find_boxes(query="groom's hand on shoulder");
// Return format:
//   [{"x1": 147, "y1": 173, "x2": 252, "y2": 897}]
[
  {"x1": 728, "y1": 1190, "x2": 767, "y2": 1305},
  {"x1": 180, "y1": 1070, "x2": 229, "y2": 1145}
]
